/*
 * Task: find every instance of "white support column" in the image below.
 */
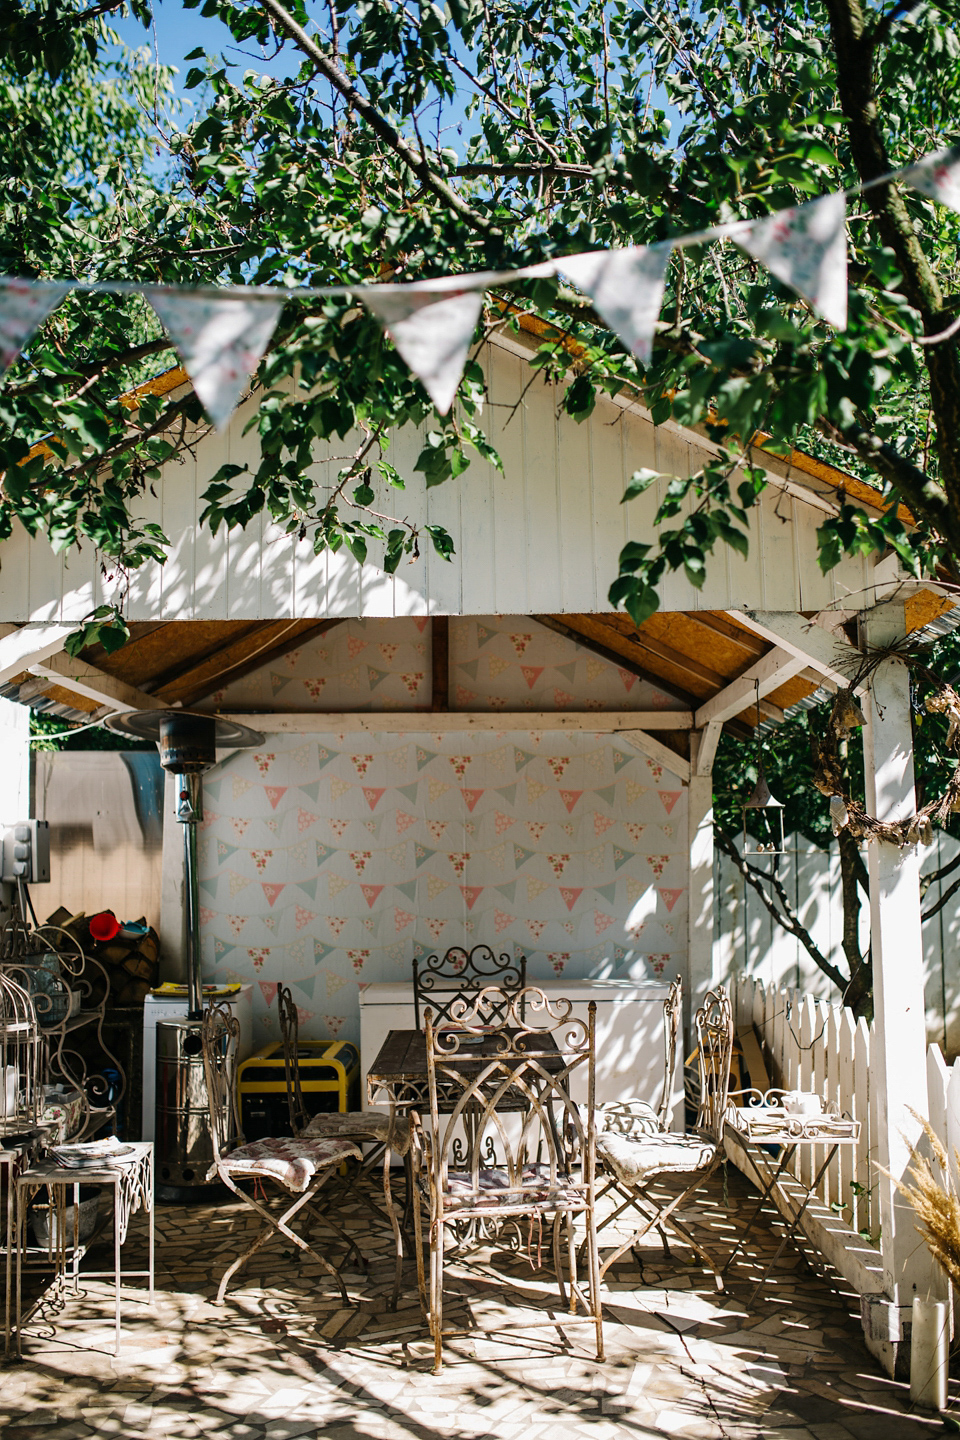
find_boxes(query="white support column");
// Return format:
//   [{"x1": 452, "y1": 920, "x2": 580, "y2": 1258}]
[
  {"x1": 860, "y1": 602, "x2": 946, "y2": 1376},
  {"x1": 687, "y1": 731, "x2": 718, "y2": 1018}
]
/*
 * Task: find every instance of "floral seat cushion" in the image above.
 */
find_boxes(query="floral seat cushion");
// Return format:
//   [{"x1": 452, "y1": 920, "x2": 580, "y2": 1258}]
[
  {"x1": 442, "y1": 1161, "x2": 582, "y2": 1209},
  {"x1": 214, "y1": 1135, "x2": 361, "y2": 1194},
  {"x1": 597, "y1": 1131, "x2": 716, "y2": 1188},
  {"x1": 302, "y1": 1107, "x2": 411, "y2": 1157}
]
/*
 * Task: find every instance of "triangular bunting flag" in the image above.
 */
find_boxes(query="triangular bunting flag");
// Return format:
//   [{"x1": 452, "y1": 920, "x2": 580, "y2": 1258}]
[
  {"x1": 0, "y1": 278, "x2": 72, "y2": 374},
  {"x1": 361, "y1": 282, "x2": 486, "y2": 414},
  {"x1": 398, "y1": 782, "x2": 420, "y2": 803},
  {"x1": 395, "y1": 879, "x2": 418, "y2": 902},
  {"x1": 269, "y1": 671, "x2": 288, "y2": 697},
  {"x1": 612, "y1": 750, "x2": 634, "y2": 773},
  {"x1": 559, "y1": 242, "x2": 672, "y2": 364},
  {"x1": 498, "y1": 784, "x2": 517, "y2": 805},
  {"x1": 362, "y1": 786, "x2": 387, "y2": 810},
  {"x1": 416, "y1": 747, "x2": 436, "y2": 771},
  {"x1": 296, "y1": 977, "x2": 317, "y2": 1000},
  {"x1": 462, "y1": 788, "x2": 485, "y2": 812},
  {"x1": 316, "y1": 842, "x2": 336, "y2": 866},
  {"x1": 216, "y1": 840, "x2": 238, "y2": 864},
  {"x1": 415, "y1": 844, "x2": 437, "y2": 868},
  {"x1": 559, "y1": 886, "x2": 583, "y2": 911},
  {"x1": 262, "y1": 882, "x2": 285, "y2": 907},
  {"x1": 658, "y1": 790, "x2": 682, "y2": 815},
  {"x1": 554, "y1": 661, "x2": 578, "y2": 685},
  {"x1": 595, "y1": 785, "x2": 616, "y2": 805},
  {"x1": 204, "y1": 779, "x2": 223, "y2": 801},
  {"x1": 361, "y1": 884, "x2": 384, "y2": 908},
  {"x1": 212, "y1": 936, "x2": 235, "y2": 960},
  {"x1": 520, "y1": 665, "x2": 544, "y2": 689},
  {"x1": 460, "y1": 659, "x2": 479, "y2": 681},
  {"x1": 199, "y1": 875, "x2": 220, "y2": 898},
  {"x1": 595, "y1": 882, "x2": 618, "y2": 905},
  {"x1": 258, "y1": 981, "x2": 278, "y2": 1007},
  {"x1": 264, "y1": 785, "x2": 287, "y2": 809},
  {"x1": 367, "y1": 666, "x2": 389, "y2": 689},
  {"x1": 314, "y1": 940, "x2": 335, "y2": 964},
  {"x1": 514, "y1": 749, "x2": 536, "y2": 772},
  {"x1": 299, "y1": 780, "x2": 321, "y2": 803},
  {"x1": 298, "y1": 878, "x2": 318, "y2": 901},
  {"x1": 658, "y1": 887, "x2": 684, "y2": 912},
  {"x1": 476, "y1": 623, "x2": 496, "y2": 648},
  {"x1": 496, "y1": 881, "x2": 517, "y2": 902},
  {"x1": 733, "y1": 191, "x2": 848, "y2": 329},
  {"x1": 904, "y1": 146, "x2": 960, "y2": 211},
  {"x1": 613, "y1": 846, "x2": 634, "y2": 871},
  {"x1": 316, "y1": 745, "x2": 337, "y2": 771},
  {"x1": 460, "y1": 884, "x2": 484, "y2": 910},
  {"x1": 146, "y1": 287, "x2": 284, "y2": 429},
  {"x1": 513, "y1": 845, "x2": 535, "y2": 868},
  {"x1": 559, "y1": 789, "x2": 583, "y2": 813}
]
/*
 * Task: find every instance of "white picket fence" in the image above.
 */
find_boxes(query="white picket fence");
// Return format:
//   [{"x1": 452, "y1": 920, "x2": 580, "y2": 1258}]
[{"x1": 732, "y1": 973, "x2": 960, "y2": 1249}]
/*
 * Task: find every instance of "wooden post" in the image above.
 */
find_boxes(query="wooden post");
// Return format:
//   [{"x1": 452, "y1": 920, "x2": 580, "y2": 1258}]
[
  {"x1": 431, "y1": 616, "x2": 449, "y2": 712},
  {"x1": 687, "y1": 731, "x2": 716, "y2": 1019},
  {"x1": 860, "y1": 602, "x2": 946, "y2": 1376}
]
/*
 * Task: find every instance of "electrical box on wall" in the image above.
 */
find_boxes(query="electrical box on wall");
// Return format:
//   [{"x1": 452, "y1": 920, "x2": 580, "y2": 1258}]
[{"x1": 2, "y1": 820, "x2": 51, "y2": 883}]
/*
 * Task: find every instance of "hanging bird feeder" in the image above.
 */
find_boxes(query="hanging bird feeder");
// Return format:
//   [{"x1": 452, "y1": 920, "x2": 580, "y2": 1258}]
[{"x1": 742, "y1": 763, "x2": 785, "y2": 855}]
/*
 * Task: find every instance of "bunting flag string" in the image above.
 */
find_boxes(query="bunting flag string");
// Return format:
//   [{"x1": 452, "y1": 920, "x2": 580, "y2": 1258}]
[{"x1": 3, "y1": 145, "x2": 957, "y2": 430}]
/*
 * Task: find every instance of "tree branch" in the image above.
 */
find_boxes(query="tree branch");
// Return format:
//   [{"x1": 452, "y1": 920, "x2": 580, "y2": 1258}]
[
  {"x1": 716, "y1": 826, "x2": 849, "y2": 993},
  {"x1": 922, "y1": 870, "x2": 960, "y2": 923},
  {"x1": 254, "y1": 0, "x2": 501, "y2": 238}
]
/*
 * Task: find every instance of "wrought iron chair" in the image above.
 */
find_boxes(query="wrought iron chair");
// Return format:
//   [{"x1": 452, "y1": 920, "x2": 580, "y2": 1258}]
[
  {"x1": 411, "y1": 984, "x2": 603, "y2": 1373},
  {"x1": 592, "y1": 986, "x2": 734, "y2": 1289},
  {"x1": 277, "y1": 983, "x2": 410, "y2": 1307},
  {"x1": 200, "y1": 1003, "x2": 365, "y2": 1306},
  {"x1": 412, "y1": 944, "x2": 526, "y2": 1028}
]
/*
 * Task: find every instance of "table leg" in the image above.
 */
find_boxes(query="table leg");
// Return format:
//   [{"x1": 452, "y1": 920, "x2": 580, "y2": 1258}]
[
  {"x1": 746, "y1": 1143, "x2": 841, "y2": 1306},
  {"x1": 721, "y1": 1139, "x2": 798, "y2": 1279}
]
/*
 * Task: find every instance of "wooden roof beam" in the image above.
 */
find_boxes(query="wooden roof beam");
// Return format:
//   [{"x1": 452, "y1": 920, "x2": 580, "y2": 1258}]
[
  {"x1": 154, "y1": 620, "x2": 341, "y2": 707},
  {"x1": 732, "y1": 610, "x2": 861, "y2": 691},
  {"x1": 534, "y1": 615, "x2": 700, "y2": 708},
  {"x1": 694, "y1": 647, "x2": 808, "y2": 728},
  {"x1": 29, "y1": 651, "x2": 167, "y2": 714}
]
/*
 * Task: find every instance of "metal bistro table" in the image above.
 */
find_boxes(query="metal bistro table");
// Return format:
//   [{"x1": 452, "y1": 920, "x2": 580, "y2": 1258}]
[
  {"x1": 16, "y1": 1140, "x2": 154, "y2": 1357},
  {"x1": 722, "y1": 1096, "x2": 860, "y2": 1303},
  {"x1": 366, "y1": 1027, "x2": 568, "y2": 1229}
]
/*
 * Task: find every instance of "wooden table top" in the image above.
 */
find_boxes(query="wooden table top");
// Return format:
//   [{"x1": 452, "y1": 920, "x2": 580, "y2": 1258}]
[{"x1": 366, "y1": 1027, "x2": 565, "y2": 1107}]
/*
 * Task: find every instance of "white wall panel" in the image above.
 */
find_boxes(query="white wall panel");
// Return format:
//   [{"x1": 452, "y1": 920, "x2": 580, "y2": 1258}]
[{"x1": 0, "y1": 338, "x2": 875, "y2": 623}]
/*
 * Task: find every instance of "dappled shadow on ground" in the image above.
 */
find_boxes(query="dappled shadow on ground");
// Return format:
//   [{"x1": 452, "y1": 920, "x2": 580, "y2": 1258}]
[{"x1": 1, "y1": 1166, "x2": 951, "y2": 1439}]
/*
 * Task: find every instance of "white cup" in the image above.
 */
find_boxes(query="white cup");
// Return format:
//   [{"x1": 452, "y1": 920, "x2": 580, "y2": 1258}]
[{"x1": 783, "y1": 1091, "x2": 822, "y2": 1117}]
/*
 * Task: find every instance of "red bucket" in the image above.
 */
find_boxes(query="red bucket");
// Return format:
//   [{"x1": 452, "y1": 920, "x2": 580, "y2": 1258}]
[{"x1": 89, "y1": 911, "x2": 120, "y2": 944}]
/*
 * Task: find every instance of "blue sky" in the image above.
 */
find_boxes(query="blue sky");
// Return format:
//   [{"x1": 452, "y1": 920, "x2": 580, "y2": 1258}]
[{"x1": 113, "y1": 1, "x2": 294, "y2": 91}]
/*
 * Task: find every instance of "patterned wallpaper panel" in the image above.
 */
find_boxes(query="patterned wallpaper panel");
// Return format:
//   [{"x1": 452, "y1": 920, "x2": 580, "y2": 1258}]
[
  {"x1": 205, "y1": 615, "x2": 685, "y2": 713},
  {"x1": 198, "y1": 732, "x2": 688, "y2": 1050}
]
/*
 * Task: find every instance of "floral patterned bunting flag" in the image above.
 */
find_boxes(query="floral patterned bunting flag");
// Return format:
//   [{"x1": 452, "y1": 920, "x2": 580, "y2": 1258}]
[
  {"x1": 361, "y1": 282, "x2": 486, "y2": 415},
  {"x1": 146, "y1": 289, "x2": 284, "y2": 430},
  {"x1": 558, "y1": 243, "x2": 672, "y2": 365},
  {"x1": 733, "y1": 191, "x2": 848, "y2": 330},
  {"x1": 0, "y1": 277, "x2": 72, "y2": 373},
  {"x1": 903, "y1": 146, "x2": 960, "y2": 213}
]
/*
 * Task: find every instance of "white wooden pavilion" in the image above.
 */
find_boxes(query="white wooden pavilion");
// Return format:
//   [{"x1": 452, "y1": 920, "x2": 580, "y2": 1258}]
[{"x1": 0, "y1": 324, "x2": 952, "y2": 1374}]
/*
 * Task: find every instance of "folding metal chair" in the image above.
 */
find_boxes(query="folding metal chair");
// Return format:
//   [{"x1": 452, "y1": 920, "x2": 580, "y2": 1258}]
[
  {"x1": 200, "y1": 1003, "x2": 365, "y2": 1306},
  {"x1": 277, "y1": 984, "x2": 409, "y2": 1306},
  {"x1": 593, "y1": 987, "x2": 734, "y2": 1288},
  {"x1": 411, "y1": 984, "x2": 604, "y2": 1373},
  {"x1": 412, "y1": 944, "x2": 526, "y2": 1027}
]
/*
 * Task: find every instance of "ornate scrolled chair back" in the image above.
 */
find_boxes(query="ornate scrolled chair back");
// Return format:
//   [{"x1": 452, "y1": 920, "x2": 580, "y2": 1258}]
[
  {"x1": 277, "y1": 983, "x2": 309, "y2": 1137},
  {"x1": 200, "y1": 1002, "x2": 242, "y2": 1165},
  {"x1": 424, "y1": 984, "x2": 596, "y2": 1196},
  {"x1": 657, "y1": 976, "x2": 682, "y2": 1127},
  {"x1": 413, "y1": 944, "x2": 526, "y2": 1027},
  {"x1": 692, "y1": 987, "x2": 734, "y2": 1141}
]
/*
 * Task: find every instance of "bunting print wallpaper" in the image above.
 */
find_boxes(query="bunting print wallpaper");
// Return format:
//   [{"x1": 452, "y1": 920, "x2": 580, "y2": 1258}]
[{"x1": 196, "y1": 616, "x2": 688, "y2": 1047}]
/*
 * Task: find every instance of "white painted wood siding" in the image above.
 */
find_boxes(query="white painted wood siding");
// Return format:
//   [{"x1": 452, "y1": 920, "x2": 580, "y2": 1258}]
[{"x1": 0, "y1": 337, "x2": 873, "y2": 623}]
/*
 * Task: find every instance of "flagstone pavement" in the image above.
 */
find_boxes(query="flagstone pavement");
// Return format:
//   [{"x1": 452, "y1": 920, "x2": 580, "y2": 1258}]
[{"x1": 1, "y1": 1166, "x2": 953, "y2": 1439}]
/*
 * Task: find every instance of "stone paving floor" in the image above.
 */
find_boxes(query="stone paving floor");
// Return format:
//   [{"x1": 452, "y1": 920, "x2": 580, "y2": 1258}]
[{"x1": 1, "y1": 1166, "x2": 954, "y2": 1439}]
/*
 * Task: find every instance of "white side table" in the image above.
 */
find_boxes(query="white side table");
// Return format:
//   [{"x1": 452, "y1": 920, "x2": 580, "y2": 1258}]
[{"x1": 15, "y1": 1140, "x2": 154, "y2": 1356}]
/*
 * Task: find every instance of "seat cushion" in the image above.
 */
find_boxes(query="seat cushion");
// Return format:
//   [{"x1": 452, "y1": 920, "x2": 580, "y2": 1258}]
[
  {"x1": 443, "y1": 1162, "x2": 582, "y2": 1209},
  {"x1": 302, "y1": 1108, "x2": 411, "y2": 1157},
  {"x1": 215, "y1": 1136, "x2": 361, "y2": 1193},
  {"x1": 595, "y1": 1098, "x2": 662, "y2": 1141},
  {"x1": 597, "y1": 1131, "x2": 717, "y2": 1187}
]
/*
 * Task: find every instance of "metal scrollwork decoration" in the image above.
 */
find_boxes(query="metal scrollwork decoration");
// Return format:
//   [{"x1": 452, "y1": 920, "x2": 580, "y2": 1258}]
[{"x1": 413, "y1": 944, "x2": 526, "y2": 1027}]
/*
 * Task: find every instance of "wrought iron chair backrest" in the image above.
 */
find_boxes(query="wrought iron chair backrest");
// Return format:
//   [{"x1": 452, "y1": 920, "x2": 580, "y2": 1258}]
[
  {"x1": 692, "y1": 987, "x2": 734, "y2": 1141},
  {"x1": 0, "y1": 968, "x2": 41, "y2": 1134},
  {"x1": 656, "y1": 975, "x2": 683, "y2": 1127},
  {"x1": 276, "y1": 983, "x2": 309, "y2": 1137},
  {"x1": 200, "y1": 1003, "x2": 243, "y2": 1166},
  {"x1": 424, "y1": 985, "x2": 596, "y2": 1199},
  {"x1": 413, "y1": 944, "x2": 526, "y2": 1028}
]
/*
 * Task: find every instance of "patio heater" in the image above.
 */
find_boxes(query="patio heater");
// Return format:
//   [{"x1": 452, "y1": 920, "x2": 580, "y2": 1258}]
[{"x1": 106, "y1": 710, "x2": 264, "y2": 1188}]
